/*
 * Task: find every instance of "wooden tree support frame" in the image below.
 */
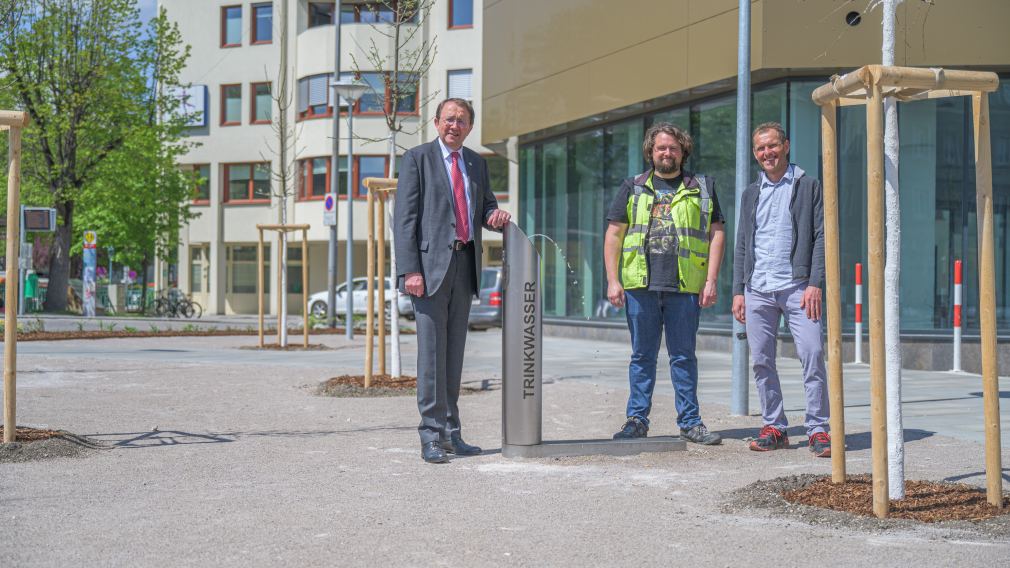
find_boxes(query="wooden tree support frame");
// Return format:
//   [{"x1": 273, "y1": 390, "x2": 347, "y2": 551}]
[
  {"x1": 813, "y1": 65, "x2": 1002, "y2": 517},
  {"x1": 255, "y1": 224, "x2": 310, "y2": 349},
  {"x1": 362, "y1": 177, "x2": 398, "y2": 388},
  {"x1": 2, "y1": 111, "x2": 30, "y2": 443}
]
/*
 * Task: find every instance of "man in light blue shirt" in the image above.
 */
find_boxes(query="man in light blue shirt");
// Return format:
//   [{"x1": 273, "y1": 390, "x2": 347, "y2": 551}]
[{"x1": 732, "y1": 122, "x2": 830, "y2": 458}]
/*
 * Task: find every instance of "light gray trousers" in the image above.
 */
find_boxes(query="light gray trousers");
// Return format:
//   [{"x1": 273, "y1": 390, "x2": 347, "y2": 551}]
[
  {"x1": 745, "y1": 282, "x2": 829, "y2": 436},
  {"x1": 410, "y1": 247, "x2": 475, "y2": 445}
]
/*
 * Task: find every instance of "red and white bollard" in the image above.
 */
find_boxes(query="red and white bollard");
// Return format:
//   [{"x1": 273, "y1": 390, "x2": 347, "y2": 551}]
[
  {"x1": 854, "y1": 262, "x2": 863, "y2": 364},
  {"x1": 952, "y1": 259, "x2": 963, "y2": 372}
]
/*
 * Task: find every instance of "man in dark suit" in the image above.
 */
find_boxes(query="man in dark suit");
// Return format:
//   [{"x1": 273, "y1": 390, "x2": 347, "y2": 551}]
[{"x1": 394, "y1": 98, "x2": 511, "y2": 464}]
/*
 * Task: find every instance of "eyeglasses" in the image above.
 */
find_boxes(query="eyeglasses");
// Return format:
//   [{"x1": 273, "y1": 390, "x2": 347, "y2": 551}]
[{"x1": 440, "y1": 117, "x2": 469, "y2": 127}]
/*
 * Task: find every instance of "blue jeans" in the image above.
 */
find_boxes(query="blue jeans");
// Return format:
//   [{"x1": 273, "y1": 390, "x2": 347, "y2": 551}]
[{"x1": 624, "y1": 289, "x2": 702, "y2": 430}]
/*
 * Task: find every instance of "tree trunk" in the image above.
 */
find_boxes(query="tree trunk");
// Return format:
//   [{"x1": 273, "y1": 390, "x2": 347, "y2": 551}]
[
  {"x1": 882, "y1": 0, "x2": 905, "y2": 500},
  {"x1": 140, "y1": 254, "x2": 150, "y2": 314},
  {"x1": 387, "y1": 132, "x2": 401, "y2": 377},
  {"x1": 44, "y1": 200, "x2": 74, "y2": 312}
]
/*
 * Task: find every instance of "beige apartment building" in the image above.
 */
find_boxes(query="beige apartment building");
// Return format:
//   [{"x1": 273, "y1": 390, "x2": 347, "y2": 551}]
[{"x1": 161, "y1": 0, "x2": 513, "y2": 315}]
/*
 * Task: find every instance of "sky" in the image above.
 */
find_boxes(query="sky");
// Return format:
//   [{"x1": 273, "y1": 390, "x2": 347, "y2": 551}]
[{"x1": 138, "y1": 0, "x2": 157, "y2": 23}]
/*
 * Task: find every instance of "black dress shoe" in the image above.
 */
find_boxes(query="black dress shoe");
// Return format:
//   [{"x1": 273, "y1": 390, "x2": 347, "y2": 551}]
[
  {"x1": 442, "y1": 434, "x2": 482, "y2": 456},
  {"x1": 421, "y1": 441, "x2": 449, "y2": 463}
]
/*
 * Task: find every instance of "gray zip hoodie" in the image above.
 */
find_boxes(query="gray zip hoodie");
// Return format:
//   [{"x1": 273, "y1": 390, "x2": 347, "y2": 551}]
[{"x1": 732, "y1": 165, "x2": 824, "y2": 296}]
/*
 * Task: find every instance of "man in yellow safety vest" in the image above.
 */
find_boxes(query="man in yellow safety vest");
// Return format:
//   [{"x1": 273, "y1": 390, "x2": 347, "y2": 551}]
[{"x1": 603, "y1": 122, "x2": 727, "y2": 445}]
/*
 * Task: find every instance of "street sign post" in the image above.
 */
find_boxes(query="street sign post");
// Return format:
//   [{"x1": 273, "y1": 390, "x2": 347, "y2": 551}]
[
  {"x1": 323, "y1": 194, "x2": 336, "y2": 226},
  {"x1": 82, "y1": 230, "x2": 97, "y2": 317}
]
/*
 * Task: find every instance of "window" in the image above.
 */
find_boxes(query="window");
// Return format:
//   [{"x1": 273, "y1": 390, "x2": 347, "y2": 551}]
[
  {"x1": 186, "y1": 164, "x2": 211, "y2": 203},
  {"x1": 485, "y1": 154, "x2": 508, "y2": 200},
  {"x1": 297, "y1": 73, "x2": 332, "y2": 119},
  {"x1": 393, "y1": 72, "x2": 418, "y2": 113},
  {"x1": 224, "y1": 163, "x2": 271, "y2": 202},
  {"x1": 449, "y1": 0, "x2": 473, "y2": 29},
  {"x1": 357, "y1": 72, "x2": 386, "y2": 114},
  {"x1": 356, "y1": 156, "x2": 389, "y2": 196},
  {"x1": 222, "y1": 5, "x2": 242, "y2": 47},
  {"x1": 308, "y1": 1, "x2": 334, "y2": 27},
  {"x1": 340, "y1": 1, "x2": 417, "y2": 24},
  {"x1": 286, "y1": 246, "x2": 303, "y2": 294},
  {"x1": 252, "y1": 3, "x2": 273, "y2": 44},
  {"x1": 227, "y1": 245, "x2": 268, "y2": 294},
  {"x1": 221, "y1": 84, "x2": 241, "y2": 125},
  {"x1": 298, "y1": 72, "x2": 418, "y2": 119},
  {"x1": 447, "y1": 69, "x2": 472, "y2": 101},
  {"x1": 190, "y1": 246, "x2": 209, "y2": 294},
  {"x1": 300, "y1": 156, "x2": 341, "y2": 199},
  {"x1": 301, "y1": 156, "x2": 393, "y2": 200},
  {"x1": 354, "y1": 72, "x2": 418, "y2": 115},
  {"x1": 251, "y1": 82, "x2": 272, "y2": 124}
]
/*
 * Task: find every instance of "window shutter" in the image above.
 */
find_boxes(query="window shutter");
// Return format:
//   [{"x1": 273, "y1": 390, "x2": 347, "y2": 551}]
[
  {"x1": 297, "y1": 78, "x2": 309, "y2": 113},
  {"x1": 447, "y1": 69, "x2": 472, "y2": 100},
  {"x1": 308, "y1": 75, "x2": 328, "y2": 107}
]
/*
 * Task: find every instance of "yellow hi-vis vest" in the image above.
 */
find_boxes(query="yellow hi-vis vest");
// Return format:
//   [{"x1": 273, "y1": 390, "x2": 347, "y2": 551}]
[{"x1": 621, "y1": 170, "x2": 713, "y2": 293}]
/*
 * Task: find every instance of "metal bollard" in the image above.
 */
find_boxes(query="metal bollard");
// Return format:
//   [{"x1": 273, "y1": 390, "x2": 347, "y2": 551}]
[
  {"x1": 854, "y1": 262, "x2": 863, "y2": 364},
  {"x1": 952, "y1": 259, "x2": 963, "y2": 372},
  {"x1": 501, "y1": 222, "x2": 542, "y2": 448}
]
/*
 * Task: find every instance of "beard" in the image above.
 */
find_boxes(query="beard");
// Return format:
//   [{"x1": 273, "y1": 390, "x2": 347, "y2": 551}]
[{"x1": 654, "y1": 157, "x2": 680, "y2": 175}]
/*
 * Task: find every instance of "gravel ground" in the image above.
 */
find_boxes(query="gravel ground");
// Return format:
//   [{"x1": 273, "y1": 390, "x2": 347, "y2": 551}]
[
  {"x1": 0, "y1": 432, "x2": 106, "y2": 463},
  {"x1": 2, "y1": 334, "x2": 1008, "y2": 567}
]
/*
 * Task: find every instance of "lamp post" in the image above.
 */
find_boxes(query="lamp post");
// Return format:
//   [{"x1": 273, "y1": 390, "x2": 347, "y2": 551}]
[
  {"x1": 327, "y1": 0, "x2": 343, "y2": 329},
  {"x1": 331, "y1": 79, "x2": 369, "y2": 339}
]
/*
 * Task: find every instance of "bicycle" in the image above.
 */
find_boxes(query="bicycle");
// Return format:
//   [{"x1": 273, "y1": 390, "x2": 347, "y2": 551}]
[{"x1": 147, "y1": 289, "x2": 202, "y2": 318}]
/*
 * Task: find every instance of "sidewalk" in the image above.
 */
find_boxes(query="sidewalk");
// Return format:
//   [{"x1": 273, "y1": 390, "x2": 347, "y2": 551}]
[{"x1": 2, "y1": 330, "x2": 1008, "y2": 566}]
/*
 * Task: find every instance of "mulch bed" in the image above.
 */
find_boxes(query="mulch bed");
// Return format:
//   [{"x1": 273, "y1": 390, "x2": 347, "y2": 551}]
[
  {"x1": 317, "y1": 374, "x2": 489, "y2": 398},
  {"x1": 241, "y1": 343, "x2": 332, "y2": 351},
  {"x1": 725, "y1": 474, "x2": 1010, "y2": 540},
  {"x1": 1, "y1": 326, "x2": 414, "y2": 342},
  {"x1": 784, "y1": 474, "x2": 1010, "y2": 522},
  {"x1": 0, "y1": 426, "x2": 105, "y2": 463},
  {"x1": 0, "y1": 426, "x2": 64, "y2": 442}
]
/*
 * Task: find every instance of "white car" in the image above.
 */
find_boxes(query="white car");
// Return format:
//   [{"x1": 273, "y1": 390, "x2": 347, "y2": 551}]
[{"x1": 308, "y1": 277, "x2": 413, "y2": 320}]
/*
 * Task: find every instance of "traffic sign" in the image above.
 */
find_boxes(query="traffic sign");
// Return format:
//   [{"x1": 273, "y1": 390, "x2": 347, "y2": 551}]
[
  {"x1": 323, "y1": 194, "x2": 336, "y2": 226},
  {"x1": 83, "y1": 230, "x2": 98, "y2": 249}
]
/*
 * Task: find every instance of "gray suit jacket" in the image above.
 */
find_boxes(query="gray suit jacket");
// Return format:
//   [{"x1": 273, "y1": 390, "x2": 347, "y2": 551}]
[{"x1": 394, "y1": 139, "x2": 500, "y2": 297}]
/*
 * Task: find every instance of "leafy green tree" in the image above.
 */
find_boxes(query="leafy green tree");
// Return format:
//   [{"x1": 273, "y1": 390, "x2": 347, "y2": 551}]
[
  {"x1": 0, "y1": 0, "x2": 192, "y2": 311},
  {"x1": 74, "y1": 8, "x2": 197, "y2": 298}
]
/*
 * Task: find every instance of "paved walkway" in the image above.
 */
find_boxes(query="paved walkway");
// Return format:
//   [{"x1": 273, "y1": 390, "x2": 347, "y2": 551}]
[{"x1": 2, "y1": 329, "x2": 1008, "y2": 566}]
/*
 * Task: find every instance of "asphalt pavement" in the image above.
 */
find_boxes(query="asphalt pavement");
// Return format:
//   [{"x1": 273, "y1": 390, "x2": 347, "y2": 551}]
[{"x1": 2, "y1": 326, "x2": 1008, "y2": 566}]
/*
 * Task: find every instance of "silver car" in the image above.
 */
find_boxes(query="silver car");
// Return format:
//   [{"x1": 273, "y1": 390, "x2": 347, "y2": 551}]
[
  {"x1": 308, "y1": 277, "x2": 413, "y2": 320},
  {"x1": 468, "y1": 267, "x2": 503, "y2": 330}
]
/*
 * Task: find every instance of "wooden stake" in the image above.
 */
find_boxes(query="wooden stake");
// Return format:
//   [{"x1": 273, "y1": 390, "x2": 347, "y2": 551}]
[
  {"x1": 821, "y1": 100, "x2": 846, "y2": 483},
  {"x1": 258, "y1": 228, "x2": 264, "y2": 348},
  {"x1": 302, "y1": 229, "x2": 309, "y2": 348},
  {"x1": 866, "y1": 83, "x2": 890, "y2": 518},
  {"x1": 276, "y1": 233, "x2": 282, "y2": 345},
  {"x1": 365, "y1": 189, "x2": 375, "y2": 388},
  {"x1": 377, "y1": 192, "x2": 387, "y2": 376},
  {"x1": 972, "y1": 91, "x2": 1004, "y2": 508},
  {"x1": 3, "y1": 126, "x2": 22, "y2": 443}
]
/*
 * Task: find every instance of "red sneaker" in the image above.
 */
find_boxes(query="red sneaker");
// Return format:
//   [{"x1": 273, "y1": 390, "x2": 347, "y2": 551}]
[
  {"x1": 808, "y1": 432, "x2": 831, "y2": 458},
  {"x1": 749, "y1": 425, "x2": 788, "y2": 451}
]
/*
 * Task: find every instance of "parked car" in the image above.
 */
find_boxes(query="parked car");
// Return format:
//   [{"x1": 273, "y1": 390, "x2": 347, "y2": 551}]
[
  {"x1": 308, "y1": 277, "x2": 413, "y2": 320},
  {"x1": 468, "y1": 266, "x2": 503, "y2": 330}
]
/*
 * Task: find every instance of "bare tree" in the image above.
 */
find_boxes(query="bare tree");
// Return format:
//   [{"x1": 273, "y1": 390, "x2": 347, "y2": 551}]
[
  {"x1": 259, "y1": 0, "x2": 302, "y2": 347},
  {"x1": 349, "y1": 0, "x2": 439, "y2": 377}
]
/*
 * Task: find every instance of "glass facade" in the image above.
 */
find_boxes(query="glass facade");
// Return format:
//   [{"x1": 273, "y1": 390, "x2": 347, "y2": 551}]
[{"x1": 519, "y1": 77, "x2": 1010, "y2": 333}]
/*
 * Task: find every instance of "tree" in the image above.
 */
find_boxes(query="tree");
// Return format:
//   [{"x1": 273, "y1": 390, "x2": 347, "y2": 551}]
[
  {"x1": 260, "y1": 0, "x2": 300, "y2": 346},
  {"x1": 73, "y1": 8, "x2": 197, "y2": 298},
  {"x1": 349, "y1": 0, "x2": 439, "y2": 377},
  {"x1": 0, "y1": 0, "x2": 188, "y2": 311}
]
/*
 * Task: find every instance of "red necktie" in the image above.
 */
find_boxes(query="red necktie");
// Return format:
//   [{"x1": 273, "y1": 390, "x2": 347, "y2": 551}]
[{"x1": 450, "y1": 151, "x2": 469, "y2": 242}]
